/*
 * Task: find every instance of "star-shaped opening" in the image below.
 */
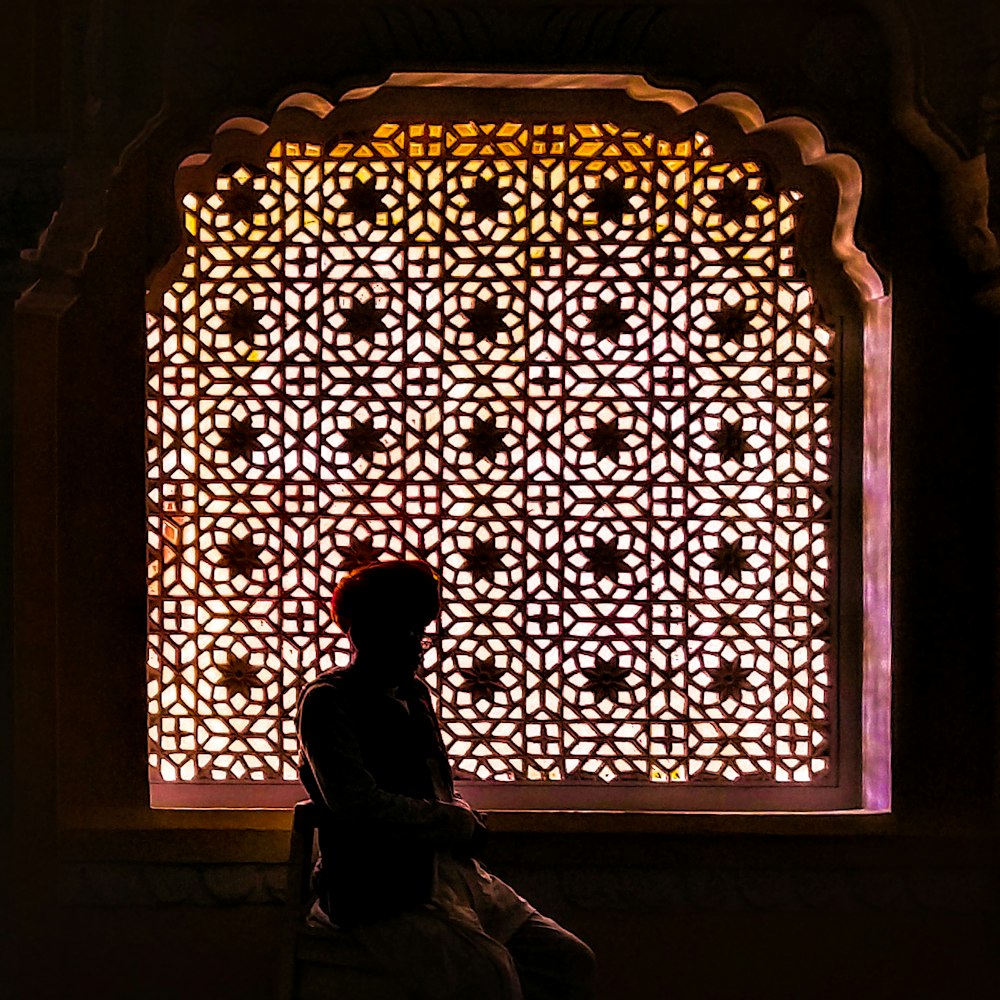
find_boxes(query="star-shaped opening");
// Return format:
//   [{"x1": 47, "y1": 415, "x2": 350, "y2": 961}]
[
  {"x1": 464, "y1": 176, "x2": 503, "y2": 221},
  {"x1": 709, "y1": 303, "x2": 753, "y2": 349},
  {"x1": 459, "y1": 656, "x2": 505, "y2": 702},
  {"x1": 219, "y1": 176, "x2": 263, "y2": 226},
  {"x1": 710, "y1": 420, "x2": 749, "y2": 463},
  {"x1": 710, "y1": 178, "x2": 760, "y2": 224},
  {"x1": 582, "y1": 539, "x2": 627, "y2": 581},
  {"x1": 218, "y1": 417, "x2": 261, "y2": 460},
  {"x1": 705, "y1": 657, "x2": 754, "y2": 701},
  {"x1": 340, "y1": 420, "x2": 386, "y2": 462},
  {"x1": 581, "y1": 656, "x2": 631, "y2": 701},
  {"x1": 463, "y1": 537, "x2": 505, "y2": 582},
  {"x1": 708, "y1": 539, "x2": 752, "y2": 581},
  {"x1": 585, "y1": 419, "x2": 628, "y2": 461},
  {"x1": 340, "y1": 299, "x2": 386, "y2": 344},
  {"x1": 463, "y1": 300, "x2": 506, "y2": 344},
  {"x1": 218, "y1": 536, "x2": 265, "y2": 579},
  {"x1": 217, "y1": 651, "x2": 259, "y2": 701},
  {"x1": 342, "y1": 177, "x2": 384, "y2": 224},
  {"x1": 220, "y1": 302, "x2": 265, "y2": 350},
  {"x1": 588, "y1": 177, "x2": 629, "y2": 225},
  {"x1": 465, "y1": 416, "x2": 507, "y2": 462},
  {"x1": 584, "y1": 301, "x2": 630, "y2": 342}
]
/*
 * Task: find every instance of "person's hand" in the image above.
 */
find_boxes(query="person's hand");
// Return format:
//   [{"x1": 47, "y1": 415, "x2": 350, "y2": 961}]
[
  {"x1": 468, "y1": 809, "x2": 489, "y2": 858},
  {"x1": 451, "y1": 799, "x2": 489, "y2": 857},
  {"x1": 449, "y1": 798, "x2": 479, "y2": 841}
]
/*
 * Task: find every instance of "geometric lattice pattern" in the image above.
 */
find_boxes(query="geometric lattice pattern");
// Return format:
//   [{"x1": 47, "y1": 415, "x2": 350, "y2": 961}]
[{"x1": 147, "y1": 121, "x2": 834, "y2": 790}]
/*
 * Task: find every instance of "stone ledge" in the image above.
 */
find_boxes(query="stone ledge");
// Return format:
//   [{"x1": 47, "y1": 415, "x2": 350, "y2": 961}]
[{"x1": 58, "y1": 860, "x2": 998, "y2": 913}]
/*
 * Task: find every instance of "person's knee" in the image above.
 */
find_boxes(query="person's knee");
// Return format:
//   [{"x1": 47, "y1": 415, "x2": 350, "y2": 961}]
[
  {"x1": 558, "y1": 933, "x2": 597, "y2": 989},
  {"x1": 506, "y1": 915, "x2": 596, "y2": 998}
]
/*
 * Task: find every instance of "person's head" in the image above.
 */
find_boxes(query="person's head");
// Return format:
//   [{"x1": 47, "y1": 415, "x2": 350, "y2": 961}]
[{"x1": 330, "y1": 559, "x2": 440, "y2": 685}]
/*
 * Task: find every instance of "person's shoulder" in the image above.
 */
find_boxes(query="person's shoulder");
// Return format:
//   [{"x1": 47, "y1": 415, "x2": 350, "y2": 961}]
[
  {"x1": 406, "y1": 676, "x2": 436, "y2": 710},
  {"x1": 297, "y1": 668, "x2": 365, "y2": 736},
  {"x1": 299, "y1": 667, "x2": 353, "y2": 704}
]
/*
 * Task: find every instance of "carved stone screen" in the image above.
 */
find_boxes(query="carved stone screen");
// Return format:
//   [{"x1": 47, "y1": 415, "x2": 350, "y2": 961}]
[{"x1": 147, "y1": 107, "x2": 841, "y2": 807}]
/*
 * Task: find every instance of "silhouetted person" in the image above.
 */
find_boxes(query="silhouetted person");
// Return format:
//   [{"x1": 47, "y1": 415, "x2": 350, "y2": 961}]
[{"x1": 297, "y1": 559, "x2": 596, "y2": 1000}]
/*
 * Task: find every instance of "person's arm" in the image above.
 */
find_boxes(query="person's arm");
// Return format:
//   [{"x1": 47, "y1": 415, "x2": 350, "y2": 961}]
[
  {"x1": 297, "y1": 682, "x2": 477, "y2": 846},
  {"x1": 408, "y1": 679, "x2": 490, "y2": 857}
]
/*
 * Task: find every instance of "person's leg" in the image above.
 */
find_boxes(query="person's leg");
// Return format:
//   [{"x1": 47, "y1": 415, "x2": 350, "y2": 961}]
[
  {"x1": 351, "y1": 907, "x2": 523, "y2": 1000},
  {"x1": 504, "y1": 912, "x2": 596, "y2": 1000}
]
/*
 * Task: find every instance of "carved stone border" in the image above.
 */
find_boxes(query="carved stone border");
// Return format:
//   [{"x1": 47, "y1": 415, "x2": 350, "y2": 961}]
[{"x1": 862, "y1": 0, "x2": 1000, "y2": 311}]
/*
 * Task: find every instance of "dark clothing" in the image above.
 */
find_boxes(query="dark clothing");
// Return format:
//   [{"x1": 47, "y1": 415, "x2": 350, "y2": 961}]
[
  {"x1": 297, "y1": 664, "x2": 597, "y2": 998},
  {"x1": 297, "y1": 666, "x2": 473, "y2": 925},
  {"x1": 506, "y1": 913, "x2": 598, "y2": 1000}
]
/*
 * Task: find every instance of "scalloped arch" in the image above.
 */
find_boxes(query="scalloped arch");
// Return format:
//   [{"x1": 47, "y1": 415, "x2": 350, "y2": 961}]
[{"x1": 159, "y1": 75, "x2": 884, "y2": 316}]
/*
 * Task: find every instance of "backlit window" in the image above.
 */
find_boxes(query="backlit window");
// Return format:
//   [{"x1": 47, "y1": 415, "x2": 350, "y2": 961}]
[{"x1": 146, "y1": 81, "x2": 887, "y2": 809}]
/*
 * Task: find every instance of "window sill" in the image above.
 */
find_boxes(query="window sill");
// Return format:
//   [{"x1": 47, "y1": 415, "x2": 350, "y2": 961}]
[{"x1": 58, "y1": 807, "x2": 897, "y2": 864}]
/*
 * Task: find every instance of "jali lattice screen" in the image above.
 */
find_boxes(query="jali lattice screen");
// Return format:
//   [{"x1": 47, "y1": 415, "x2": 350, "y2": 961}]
[{"x1": 147, "y1": 118, "x2": 835, "y2": 801}]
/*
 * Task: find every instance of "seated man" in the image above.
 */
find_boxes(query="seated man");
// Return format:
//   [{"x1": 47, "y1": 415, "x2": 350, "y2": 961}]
[{"x1": 297, "y1": 559, "x2": 596, "y2": 1000}]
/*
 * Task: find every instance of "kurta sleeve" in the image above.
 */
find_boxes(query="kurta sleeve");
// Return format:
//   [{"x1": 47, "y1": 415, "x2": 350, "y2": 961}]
[{"x1": 297, "y1": 681, "x2": 476, "y2": 846}]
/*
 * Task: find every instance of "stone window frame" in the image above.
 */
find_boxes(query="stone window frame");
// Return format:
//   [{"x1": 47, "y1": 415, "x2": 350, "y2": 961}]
[{"x1": 143, "y1": 73, "x2": 892, "y2": 814}]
